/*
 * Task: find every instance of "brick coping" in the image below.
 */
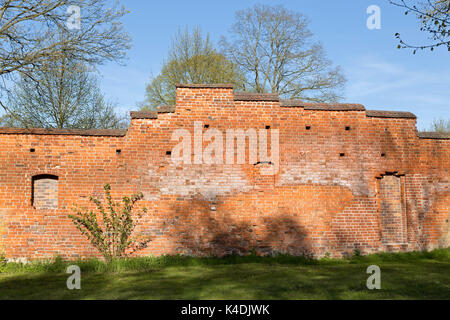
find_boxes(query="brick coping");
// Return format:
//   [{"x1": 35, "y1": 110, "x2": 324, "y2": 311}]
[
  {"x1": 0, "y1": 127, "x2": 126, "y2": 136},
  {"x1": 130, "y1": 111, "x2": 158, "y2": 119},
  {"x1": 418, "y1": 132, "x2": 450, "y2": 140},
  {"x1": 366, "y1": 110, "x2": 416, "y2": 119},
  {"x1": 176, "y1": 83, "x2": 234, "y2": 89}
]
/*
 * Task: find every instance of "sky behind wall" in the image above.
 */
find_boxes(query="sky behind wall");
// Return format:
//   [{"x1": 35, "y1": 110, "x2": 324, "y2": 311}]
[{"x1": 98, "y1": 0, "x2": 450, "y2": 131}]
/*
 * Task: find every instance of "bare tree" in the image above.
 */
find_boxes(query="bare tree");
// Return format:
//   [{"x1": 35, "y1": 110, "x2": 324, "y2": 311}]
[
  {"x1": 220, "y1": 5, "x2": 346, "y2": 102},
  {"x1": 390, "y1": 0, "x2": 449, "y2": 52},
  {"x1": 1, "y1": 54, "x2": 127, "y2": 129},
  {"x1": 0, "y1": 0, "x2": 131, "y2": 110},
  {"x1": 430, "y1": 118, "x2": 450, "y2": 132},
  {"x1": 143, "y1": 26, "x2": 245, "y2": 109}
]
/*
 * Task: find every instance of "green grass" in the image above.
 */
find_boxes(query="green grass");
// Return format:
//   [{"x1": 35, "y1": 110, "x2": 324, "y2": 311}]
[{"x1": 0, "y1": 249, "x2": 449, "y2": 300}]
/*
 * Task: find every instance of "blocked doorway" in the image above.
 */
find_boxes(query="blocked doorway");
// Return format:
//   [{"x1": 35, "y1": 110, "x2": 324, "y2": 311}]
[{"x1": 378, "y1": 174, "x2": 407, "y2": 244}]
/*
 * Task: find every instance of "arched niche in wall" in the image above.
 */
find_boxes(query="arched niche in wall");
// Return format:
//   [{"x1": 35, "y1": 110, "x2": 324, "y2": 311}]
[{"x1": 31, "y1": 174, "x2": 59, "y2": 210}]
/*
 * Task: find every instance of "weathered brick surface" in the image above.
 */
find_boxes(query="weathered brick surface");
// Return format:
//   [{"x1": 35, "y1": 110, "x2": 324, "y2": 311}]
[{"x1": 0, "y1": 84, "x2": 448, "y2": 260}]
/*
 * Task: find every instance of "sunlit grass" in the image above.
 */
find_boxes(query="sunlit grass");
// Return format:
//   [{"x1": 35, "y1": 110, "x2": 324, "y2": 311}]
[{"x1": 0, "y1": 248, "x2": 448, "y2": 300}]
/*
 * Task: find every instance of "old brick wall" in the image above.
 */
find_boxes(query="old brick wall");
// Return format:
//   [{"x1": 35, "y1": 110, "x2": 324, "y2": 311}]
[{"x1": 0, "y1": 84, "x2": 448, "y2": 260}]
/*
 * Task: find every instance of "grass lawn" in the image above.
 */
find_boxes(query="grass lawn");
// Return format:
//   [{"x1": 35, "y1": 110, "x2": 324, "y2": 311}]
[{"x1": 0, "y1": 249, "x2": 449, "y2": 300}]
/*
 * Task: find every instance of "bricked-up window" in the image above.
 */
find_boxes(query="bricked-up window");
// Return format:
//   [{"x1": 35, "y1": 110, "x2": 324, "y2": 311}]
[
  {"x1": 32, "y1": 174, "x2": 59, "y2": 210},
  {"x1": 379, "y1": 174, "x2": 406, "y2": 244}
]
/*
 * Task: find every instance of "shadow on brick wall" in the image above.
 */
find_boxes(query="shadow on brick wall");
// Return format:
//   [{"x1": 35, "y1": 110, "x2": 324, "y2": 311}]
[{"x1": 165, "y1": 199, "x2": 313, "y2": 257}]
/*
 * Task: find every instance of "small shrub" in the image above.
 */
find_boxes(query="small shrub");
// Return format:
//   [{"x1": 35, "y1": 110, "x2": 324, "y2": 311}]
[
  {"x1": 352, "y1": 249, "x2": 361, "y2": 257},
  {"x1": 0, "y1": 253, "x2": 6, "y2": 266},
  {"x1": 69, "y1": 184, "x2": 150, "y2": 262}
]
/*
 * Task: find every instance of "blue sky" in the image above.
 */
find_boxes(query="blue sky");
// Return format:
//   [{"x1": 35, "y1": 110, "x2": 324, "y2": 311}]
[{"x1": 98, "y1": 0, "x2": 450, "y2": 130}]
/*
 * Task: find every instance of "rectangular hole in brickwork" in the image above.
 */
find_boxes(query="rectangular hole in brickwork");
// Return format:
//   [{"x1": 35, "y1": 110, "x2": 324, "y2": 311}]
[
  {"x1": 340, "y1": 153, "x2": 345, "y2": 157},
  {"x1": 381, "y1": 153, "x2": 386, "y2": 157},
  {"x1": 30, "y1": 148, "x2": 35, "y2": 153},
  {"x1": 345, "y1": 126, "x2": 351, "y2": 131},
  {"x1": 116, "y1": 149, "x2": 121, "y2": 155},
  {"x1": 265, "y1": 125, "x2": 271, "y2": 130},
  {"x1": 306, "y1": 126, "x2": 311, "y2": 130},
  {"x1": 166, "y1": 151, "x2": 172, "y2": 156},
  {"x1": 204, "y1": 124, "x2": 209, "y2": 129}
]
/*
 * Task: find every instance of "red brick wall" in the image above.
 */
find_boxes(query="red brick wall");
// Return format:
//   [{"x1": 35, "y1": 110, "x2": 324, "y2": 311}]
[{"x1": 0, "y1": 84, "x2": 448, "y2": 260}]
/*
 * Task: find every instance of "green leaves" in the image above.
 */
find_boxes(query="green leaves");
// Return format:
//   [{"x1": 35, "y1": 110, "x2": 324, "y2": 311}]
[
  {"x1": 143, "y1": 26, "x2": 245, "y2": 109},
  {"x1": 69, "y1": 184, "x2": 150, "y2": 261}
]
